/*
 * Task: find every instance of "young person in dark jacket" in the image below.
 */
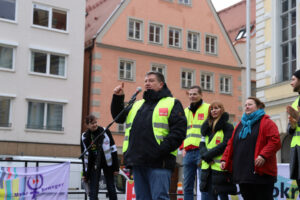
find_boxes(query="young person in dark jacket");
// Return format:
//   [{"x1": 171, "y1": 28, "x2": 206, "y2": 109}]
[
  {"x1": 199, "y1": 102, "x2": 236, "y2": 200},
  {"x1": 81, "y1": 115, "x2": 119, "y2": 200},
  {"x1": 111, "y1": 72, "x2": 186, "y2": 200},
  {"x1": 221, "y1": 97, "x2": 281, "y2": 200}
]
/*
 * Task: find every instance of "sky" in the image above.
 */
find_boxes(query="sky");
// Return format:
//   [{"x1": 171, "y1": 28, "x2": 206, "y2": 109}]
[{"x1": 211, "y1": 0, "x2": 243, "y2": 11}]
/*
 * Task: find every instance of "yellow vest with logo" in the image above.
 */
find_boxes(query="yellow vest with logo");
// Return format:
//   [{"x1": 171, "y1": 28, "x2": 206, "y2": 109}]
[
  {"x1": 291, "y1": 97, "x2": 300, "y2": 148},
  {"x1": 201, "y1": 130, "x2": 225, "y2": 171},
  {"x1": 184, "y1": 103, "x2": 210, "y2": 148},
  {"x1": 123, "y1": 97, "x2": 177, "y2": 156}
]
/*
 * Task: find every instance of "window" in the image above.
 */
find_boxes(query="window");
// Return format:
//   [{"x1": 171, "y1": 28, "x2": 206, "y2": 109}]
[
  {"x1": 201, "y1": 72, "x2": 213, "y2": 91},
  {"x1": 0, "y1": 0, "x2": 16, "y2": 21},
  {"x1": 181, "y1": 70, "x2": 194, "y2": 88},
  {"x1": 235, "y1": 29, "x2": 246, "y2": 40},
  {"x1": 128, "y1": 18, "x2": 143, "y2": 41},
  {"x1": 151, "y1": 63, "x2": 166, "y2": 75},
  {"x1": 119, "y1": 60, "x2": 134, "y2": 81},
  {"x1": 31, "y1": 51, "x2": 66, "y2": 77},
  {"x1": 220, "y1": 76, "x2": 232, "y2": 94},
  {"x1": 169, "y1": 27, "x2": 181, "y2": 48},
  {"x1": 0, "y1": 97, "x2": 12, "y2": 127},
  {"x1": 178, "y1": 0, "x2": 191, "y2": 5},
  {"x1": 118, "y1": 123, "x2": 126, "y2": 133},
  {"x1": 27, "y1": 101, "x2": 63, "y2": 131},
  {"x1": 280, "y1": 0, "x2": 296, "y2": 81},
  {"x1": 205, "y1": 34, "x2": 218, "y2": 55},
  {"x1": 187, "y1": 31, "x2": 200, "y2": 51},
  {"x1": 149, "y1": 23, "x2": 162, "y2": 44},
  {"x1": 33, "y1": 4, "x2": 67, "y2": 31},
  {"x1": 251, "y1": 81, "x2": 256, "y2": 97},
  {"x1": 0, "y1": 44, "x2": 14, "y2": 70}
]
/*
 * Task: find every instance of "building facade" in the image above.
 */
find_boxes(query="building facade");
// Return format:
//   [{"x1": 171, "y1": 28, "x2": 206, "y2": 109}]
[
  {"x1": 218, "y1": 0, "x2": 257, "y2": 104},
  {"x1": 0, "y1": 0, "x2": 85, "y2": 157},
  {"x1": 84, "y1": 0, "x2": 243, "y2": 150},
  {"x1": 255, "y1": 0, "x2": 297, "y2": 162}
]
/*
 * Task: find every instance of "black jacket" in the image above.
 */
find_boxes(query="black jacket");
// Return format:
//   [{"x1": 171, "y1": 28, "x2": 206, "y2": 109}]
[
  {"x1": 81, "y1": 126, "x2": 119, "y2": 179},
  {"x1": 111, "y1": 85, "x2": 186, "y2": 170},
  {"x1": 199, "y1": 112, "x2": 236, "y2": 195}
]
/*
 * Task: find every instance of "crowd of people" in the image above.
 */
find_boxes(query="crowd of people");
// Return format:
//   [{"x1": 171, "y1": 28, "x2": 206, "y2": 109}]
[{"x1": 80, "y1": 70, "x2": 300, "y2": 200}]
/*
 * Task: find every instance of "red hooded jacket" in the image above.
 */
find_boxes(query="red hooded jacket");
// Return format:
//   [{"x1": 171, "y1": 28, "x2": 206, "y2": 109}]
[{"x1": 221, "y1": 115, "x2": 281, "y2": 176}]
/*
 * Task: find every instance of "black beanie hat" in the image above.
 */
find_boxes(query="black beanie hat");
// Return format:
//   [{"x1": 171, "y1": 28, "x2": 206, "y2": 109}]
[{"x1": 294, "y1": 70, "x2": 300, "y2": 79}]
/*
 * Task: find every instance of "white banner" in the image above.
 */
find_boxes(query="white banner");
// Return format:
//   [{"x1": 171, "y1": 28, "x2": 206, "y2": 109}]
[
  {"x1": 0, "y1": 162, "x2": 70, "y2": 200},
  {"x1": 197, "y1": 164, "x2": 300, "y2": 200}
]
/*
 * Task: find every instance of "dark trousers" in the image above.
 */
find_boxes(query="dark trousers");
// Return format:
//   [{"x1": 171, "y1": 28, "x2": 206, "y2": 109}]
[
  {"x1": 239, "y1": 183, "x2": 274, "y2": 200},
  {"x1": 89, "y1": 165, "x2": 117, "y2": 200}
]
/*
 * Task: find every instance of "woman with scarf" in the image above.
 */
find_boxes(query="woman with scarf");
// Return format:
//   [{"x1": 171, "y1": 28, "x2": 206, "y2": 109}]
[
  {"x1": 220, "y1": 97, "x2": 281, "y2": 200},
  {"x1": 199, "y1": 102, "x2": 236, "y2": 200},
  {"x1": 81, "y1": 115, "x2": 119, "y2": 200}
]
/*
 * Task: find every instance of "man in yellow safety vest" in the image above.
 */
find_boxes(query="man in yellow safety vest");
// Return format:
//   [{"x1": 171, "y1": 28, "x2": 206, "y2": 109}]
[
  {"x1": 287, "y1": 69, "x2": 300, "y2": 188},
  {"x1": 111, "y1": 71, "x2": 187, "y2": 200},
  {"x1": 181, "y1": 85, "x2": 210, "y2": 200}
]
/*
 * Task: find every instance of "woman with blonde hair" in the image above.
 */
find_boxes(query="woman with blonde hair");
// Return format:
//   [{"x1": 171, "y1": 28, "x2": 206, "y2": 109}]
[{"x1": 199, "y1": 102, "x2": 236, "y2": 200}]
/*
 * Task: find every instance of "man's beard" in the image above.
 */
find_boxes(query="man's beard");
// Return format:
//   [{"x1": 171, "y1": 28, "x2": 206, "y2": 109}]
[{"x1": 294, "y1": 83, "x2": 300, "y2": 92}]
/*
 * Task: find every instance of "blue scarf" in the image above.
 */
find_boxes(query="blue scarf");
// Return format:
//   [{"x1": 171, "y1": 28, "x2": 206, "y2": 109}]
[{"x1": 239, "y1": 109, "x2": 265, "y2": 139}]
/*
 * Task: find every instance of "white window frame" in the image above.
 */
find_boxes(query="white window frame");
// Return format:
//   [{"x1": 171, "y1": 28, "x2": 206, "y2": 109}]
[
  {"x1": 178, "y1": 0, "x2": 191, "y2": 5},
  {"x1": 32, "y1": 3, "x2": 68, "y2": 32},
  {"x1": 26, "y1": 98, "x2": 66, "y2": 132},
  {"x1": 118, "y1": 123, "x2": 126, "y2": 133},
  {"x1": 181, "y1": 68, "x2": 194, "y2": 89},
  {"x1": 128, "y1": 18, "x2": 143, "y2": 41},
  {"x1": 219, "y1": 75, "x2": 232, "y2": 94},
  {"x1": 0, "y1": 0, "x2": 17, "y2": 23},
  {"x1": 0, "y1": 94, "x2": 15, "y2": 129},
  {"x1": 278, "y1": 0, "x2": 296, "y2": 82},
  {"x1": 148, "y1": 22, "x2": 163, "y2": 45},
  {"x1": 187, "y1": 30, "x2": 200, "y2": 52},
  {"x1": 205, "y1": 34, "x2": 218, "y2": 55},
  {"x1": 200, "y1": 71, "x2": 214, "y2": 92},
  {"x1": 29, "y1": 48, "x2": 67, "y2": 79},
  {"x1": 151, "y1": 63, "x2": 166, "y2": 75},
  {"x1": 118, "y1": 58, "x2": 135, "y2": 81},
  {"x1": 0, "y1": 41, "x2": 17, "y2": 72},
  {"x1": 168, "y1": 27, "x2": 182, "y2": 48}
]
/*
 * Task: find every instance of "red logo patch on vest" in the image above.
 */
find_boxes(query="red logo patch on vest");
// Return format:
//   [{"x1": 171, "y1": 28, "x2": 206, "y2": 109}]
[
  {"x1": 159, "y1": 108, "x2": 168, "y2": 116},
  {"x1": 216, "y1": 136, "x2": 221, "y2": 144},
  {"x1": 198, "y1": 113, "x2": 204, "y2": 120}
]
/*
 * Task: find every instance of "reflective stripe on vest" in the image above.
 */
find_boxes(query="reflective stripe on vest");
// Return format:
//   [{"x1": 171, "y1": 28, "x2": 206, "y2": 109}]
[
  {"x1": 123, "y1": 97, "x2": 177, "y2": 156},
  {"x1": 184, "y1": 103, "x2": 210, "y2": 148},
  {"x1": 201, "y1": 130, "x2": 225, "y2": 171},
  {"x1": 291, "y1": 97, "x2": 300, "y2": 148}
]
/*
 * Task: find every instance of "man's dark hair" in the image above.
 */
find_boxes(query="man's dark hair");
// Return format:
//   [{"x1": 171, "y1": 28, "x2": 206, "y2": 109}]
[
  {"x1": 189, "y1": 85, "x2": 202, "y2": 95},
  {"x1": 146, "y1": 71, "x2": 165, "y2": 83},
  {"x1": 85, "y1": 114, "x2": 96, "y2": 124}
]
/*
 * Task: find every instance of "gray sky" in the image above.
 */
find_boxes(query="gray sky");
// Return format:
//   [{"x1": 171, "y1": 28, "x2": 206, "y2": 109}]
[{"x1": 211, "y1": 0, "x2": 242, "y2": 11}]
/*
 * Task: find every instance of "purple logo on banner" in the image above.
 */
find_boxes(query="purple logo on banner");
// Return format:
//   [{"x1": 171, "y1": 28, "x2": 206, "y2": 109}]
[{"x1": 27, "y1": 175, "x2": 44, "y2": 199}]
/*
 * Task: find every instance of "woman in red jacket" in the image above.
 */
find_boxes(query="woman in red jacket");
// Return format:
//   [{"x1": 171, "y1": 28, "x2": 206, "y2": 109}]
[{"x1": 220, "y1": 97, "x2": 281, "y2": 200}]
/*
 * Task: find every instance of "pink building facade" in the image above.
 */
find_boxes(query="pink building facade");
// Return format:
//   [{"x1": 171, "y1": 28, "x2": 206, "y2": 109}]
[{"x1": 83, "y1": 0, "x2": 243, "y2": 148}]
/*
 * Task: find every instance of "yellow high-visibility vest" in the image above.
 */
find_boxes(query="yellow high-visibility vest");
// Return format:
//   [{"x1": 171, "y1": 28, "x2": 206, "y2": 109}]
[
  {"x1": 123, "y1": 97, "x2": 177, "y2": 156},
  {"x1": 291, "y1": 97, "x2": 300, "y2": 148},
  {"x1": 201, "y1": 130, "x2": 225, "y2": 171},
  {"x1": 184, "y1": 103, "x2": 210, "y2": 148}
]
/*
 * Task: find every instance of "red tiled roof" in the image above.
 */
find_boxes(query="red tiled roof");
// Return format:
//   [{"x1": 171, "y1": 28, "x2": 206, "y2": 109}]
[
  {"x1": 218, "y1": 0, "x2": 256, "y2": 42},
  {"x1": 85, "y1": 0, "x2": 122, "y2": 44}
]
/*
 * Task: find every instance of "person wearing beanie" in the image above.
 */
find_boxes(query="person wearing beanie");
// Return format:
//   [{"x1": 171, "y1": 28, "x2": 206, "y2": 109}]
[{"x1": 287, "y1": 69, "x2": 300, "y2": 188}]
